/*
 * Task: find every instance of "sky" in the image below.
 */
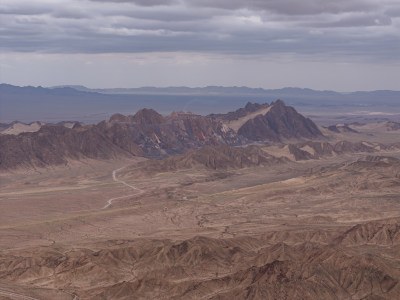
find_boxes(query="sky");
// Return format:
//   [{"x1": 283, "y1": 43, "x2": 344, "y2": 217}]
[{"x1": 1, "y1": 0, "x2": 399, "y2": 91}]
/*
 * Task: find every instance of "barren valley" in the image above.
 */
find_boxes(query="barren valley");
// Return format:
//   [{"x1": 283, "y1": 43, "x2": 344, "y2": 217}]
[{"x1": 1, "y1": 102, "x2": 400, "y2": 299}]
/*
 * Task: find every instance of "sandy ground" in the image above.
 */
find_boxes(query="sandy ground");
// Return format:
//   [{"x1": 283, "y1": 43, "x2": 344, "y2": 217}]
[
  {"x1": 1, "y1": 128, "x2": 400, "y2": 299},
  {"x1": 1, "y1": 148, "x2": 400, "y2": 248}
]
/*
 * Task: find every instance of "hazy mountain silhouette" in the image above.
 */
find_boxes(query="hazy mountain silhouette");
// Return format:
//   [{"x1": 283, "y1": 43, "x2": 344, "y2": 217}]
[{"x1": 1, "y1": 84, "x2": 400, "y2": 124}]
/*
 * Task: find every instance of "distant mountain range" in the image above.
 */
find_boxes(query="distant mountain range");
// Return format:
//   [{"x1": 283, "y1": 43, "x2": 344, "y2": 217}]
[
  {"x1": 50, "y1": 84, "x2": 399, "y2": 98},
  {"x1": 1, "y1": 84, "x2": 400, "y2": 124}
]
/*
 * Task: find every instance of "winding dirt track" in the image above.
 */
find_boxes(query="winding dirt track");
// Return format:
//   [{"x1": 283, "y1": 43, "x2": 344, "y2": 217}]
[{"x1": 103, "y1": 166, "x2": 144, "y2": 209}]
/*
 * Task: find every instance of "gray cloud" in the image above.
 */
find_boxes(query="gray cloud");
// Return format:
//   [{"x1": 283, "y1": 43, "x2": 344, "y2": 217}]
[
  {"x1": 310, "y1": 13, "x2": 393, "y2": 27},
  {"x1": 187, "y1": 0, "x2": 379, "y2": 15},
  {"x1": 88, "y1": 0, "x2": 178, "y2": 6},
  {"x1": 386, "y1": 6, "x2": 400, "y2": 17},
  {"x1": 0, "y1": 3, "x2": 51, "y2": 15},
  {"x1": 51, "y1": 8, "x2": 90, "y2": 19},
  {"x1": 0, "y1": 0, "x2": 399, "y2": 63}
]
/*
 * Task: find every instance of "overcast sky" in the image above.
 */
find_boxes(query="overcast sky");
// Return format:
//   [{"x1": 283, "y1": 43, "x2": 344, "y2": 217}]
[{"x1": 1, "y1": 0, "x2": 399, "y2": 91}]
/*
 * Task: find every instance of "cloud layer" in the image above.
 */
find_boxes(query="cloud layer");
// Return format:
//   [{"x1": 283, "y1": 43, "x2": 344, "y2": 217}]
[{"x1": 1, "y1": 0, "x2": 399, "y2": 62}]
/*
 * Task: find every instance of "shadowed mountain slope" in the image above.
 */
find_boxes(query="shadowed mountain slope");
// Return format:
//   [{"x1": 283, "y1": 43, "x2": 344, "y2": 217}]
[
  {"x1": 0, "y1": 124, "x2": 133, "y2": 169},
  {"x1": 0, "y1": 101, "x2": 324, "y2": 170},
  {"x1": 236, "y1": 100, "x2": 323, "y2": 142},
  {"x1": 0, "y1": 109, "x2": 242, "y2": 170},
  {"x1": 272, "y1": 140, "x2": 399, "y2": 161},
  {"x1": 109, "y1": 108, "x2": 165, "y2": 125},
  {"x1": 139, "y1": 144, "x2": 288, "y2": 172},
  {"x1": 211, "y1": 100, "x2": 323, "y2": 142}
]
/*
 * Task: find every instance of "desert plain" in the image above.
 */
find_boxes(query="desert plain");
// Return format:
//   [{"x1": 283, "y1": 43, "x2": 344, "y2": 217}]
[{"x1": 1, "y1": 123, "x2": 400, "y2": 299}]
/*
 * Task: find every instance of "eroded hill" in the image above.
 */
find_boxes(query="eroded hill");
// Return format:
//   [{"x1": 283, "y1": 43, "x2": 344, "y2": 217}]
[
  {"x1": 1, "y1": 218, "x2": 399, "y2": 299},
  {"x1": 2, "y1": 102, "x2": 400, "y2": 299},
  {"x1": 0, "y1": 101, "x2": 322, "y2": 170}
]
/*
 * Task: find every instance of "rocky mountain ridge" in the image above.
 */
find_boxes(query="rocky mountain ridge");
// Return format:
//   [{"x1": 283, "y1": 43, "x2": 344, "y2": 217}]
[
  {"x1": 0, "y1": 101, "x2": 323, "y2": 170},
  {"x1": 133, "y1": 140, "x2": 400, "y2": 175},
  {"x1": 236, "y1": 100, "x2": 322, "y2": 141},
  {"x1": 139, "y1": 145, "x2": 289, "y2": 173},
  {"x1": 211, "y1": 100, "x2": 323, "y2": 142}
]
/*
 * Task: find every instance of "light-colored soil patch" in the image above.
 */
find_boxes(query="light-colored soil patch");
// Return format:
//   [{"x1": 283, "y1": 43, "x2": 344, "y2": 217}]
[
  {"x1": 262, "y1": 145, "x2": 296, "y2": 160},
  {"x1": 226, "y1": 106, "x2": 272, "y2": 132},
  {"x1": 300, "y1": 145, "x2": 316, "y2": 155},
  {"x1": 1, "y1": 122, "x2": 43, "y2": 135}
]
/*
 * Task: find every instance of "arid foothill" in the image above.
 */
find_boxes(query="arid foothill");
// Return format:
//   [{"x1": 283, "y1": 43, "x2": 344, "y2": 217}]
[{"x1": 1, "y1": 100, "x2": 400, "y2": 299}]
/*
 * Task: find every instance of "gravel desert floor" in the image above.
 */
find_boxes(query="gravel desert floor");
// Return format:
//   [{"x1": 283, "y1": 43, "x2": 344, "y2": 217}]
[{"x1": 1, "y1": 128, "x2": 400, "y2": 299}]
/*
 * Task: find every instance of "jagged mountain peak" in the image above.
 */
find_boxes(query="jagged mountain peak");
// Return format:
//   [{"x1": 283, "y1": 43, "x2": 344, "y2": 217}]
[
  {"x1": 132, "y1": 108, "x2": 164, "y2": 125},
  {"x1": 109, "y1": 108, "x2": 164, "y2": 125},
  {"x1": 244, "y1": 101, "x2": 269, "y2": 112},
  {"x1": 236, "y1": 101, "x2": 323, "y2": 142},
  {"x1": 271, "y1": 99, "x2": 285, "y2": 106},
  {"x1": 1, "y1": 101, "x2": 323, "y2": 169},
  {"x1": 209, "y1": 100, "x2": 322, "y2": 142}
]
